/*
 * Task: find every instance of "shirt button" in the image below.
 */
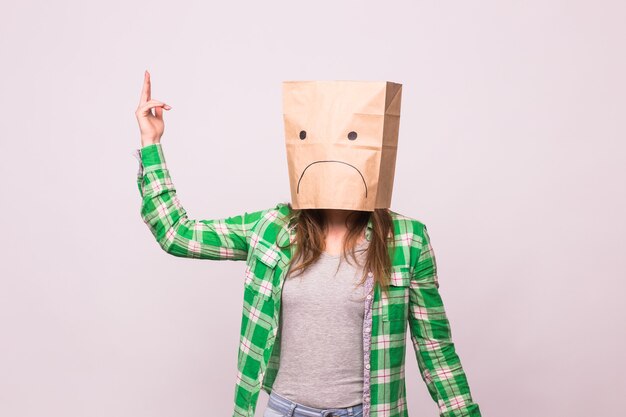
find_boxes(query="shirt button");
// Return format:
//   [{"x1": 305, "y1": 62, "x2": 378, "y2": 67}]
[
  {"x1": 366, "y1": 294, "x2": 372, "y2": 300},
  {"x1": 365, "y1": 363, "x2": 370, "y2": 369}
]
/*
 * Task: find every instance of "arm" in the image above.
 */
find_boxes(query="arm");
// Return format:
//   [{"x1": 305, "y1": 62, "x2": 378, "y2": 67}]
[
  {"x1": 134, "y1": 143, "x2": 268, "y2": 260},
  {"x1": 408, "y1": 223, "x2": 482, "y2": 417}
]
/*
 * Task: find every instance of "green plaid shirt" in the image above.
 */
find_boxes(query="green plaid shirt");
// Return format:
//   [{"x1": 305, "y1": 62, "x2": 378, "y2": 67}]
[{"x1": 134, "y1": 143, "x2": 482, "y2": 417}]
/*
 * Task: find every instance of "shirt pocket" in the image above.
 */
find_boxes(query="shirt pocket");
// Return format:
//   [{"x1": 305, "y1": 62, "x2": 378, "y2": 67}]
[
  {"x1": 244, "y1": 238, "x2": 280, "y2": 300},
  {"x1": 382, "y1": 266, "x2": 411, "y2": 322}
]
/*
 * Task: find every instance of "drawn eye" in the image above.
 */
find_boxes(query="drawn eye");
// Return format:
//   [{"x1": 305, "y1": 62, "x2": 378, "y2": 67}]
[
  {"x1": 299, "y1": 130, "x2": 307, "y2": 140},
  {"x1": 348, "y1": 131, "x2": 357, "y2": 140}
]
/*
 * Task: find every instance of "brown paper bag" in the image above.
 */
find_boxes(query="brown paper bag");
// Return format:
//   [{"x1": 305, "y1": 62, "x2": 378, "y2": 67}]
[{"x1": 282, "y1": 80, "x2": 402, "y2": 211}]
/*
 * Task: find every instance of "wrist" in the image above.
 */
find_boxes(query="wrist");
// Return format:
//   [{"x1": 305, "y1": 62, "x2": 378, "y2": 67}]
[{"x1": 141, "y1": 140, "x2": 160, "y2": 148}]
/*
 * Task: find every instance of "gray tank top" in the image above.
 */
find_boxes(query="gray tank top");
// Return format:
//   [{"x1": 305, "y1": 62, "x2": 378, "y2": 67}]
[{"x1": 271, "y1": 239, "x2": 369, "y2": 408}]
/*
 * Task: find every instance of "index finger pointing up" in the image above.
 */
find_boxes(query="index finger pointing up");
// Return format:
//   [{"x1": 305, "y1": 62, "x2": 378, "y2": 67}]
[{"x1": 139, "y1": 70, "x2": 152, "y2": 105}]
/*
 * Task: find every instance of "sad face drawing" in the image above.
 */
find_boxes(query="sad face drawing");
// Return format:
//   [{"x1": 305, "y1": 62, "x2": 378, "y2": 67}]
[{"x1": 282, "y1": 80, "x2": 402, "y2": 211}]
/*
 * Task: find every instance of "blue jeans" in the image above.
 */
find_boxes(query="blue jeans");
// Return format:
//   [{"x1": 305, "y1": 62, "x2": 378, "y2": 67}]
[{"x1": 263, "y1": 390, "x2": 363, "y2": 417}]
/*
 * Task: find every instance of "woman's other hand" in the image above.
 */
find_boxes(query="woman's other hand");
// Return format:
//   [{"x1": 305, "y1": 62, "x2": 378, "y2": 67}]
[{"x1": 135, "y1": 70, "x2": 172, "y2": 147}]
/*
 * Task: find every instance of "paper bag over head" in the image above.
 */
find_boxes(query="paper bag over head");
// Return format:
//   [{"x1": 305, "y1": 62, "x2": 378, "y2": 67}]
[{"x1": 282, "y1": 80, "x2": 402, "y2": 212}]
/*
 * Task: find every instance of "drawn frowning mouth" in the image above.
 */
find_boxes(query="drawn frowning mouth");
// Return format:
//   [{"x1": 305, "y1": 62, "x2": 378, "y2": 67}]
[{"x1": 296, "y1": 160, "x2": 368, "y2": 197}]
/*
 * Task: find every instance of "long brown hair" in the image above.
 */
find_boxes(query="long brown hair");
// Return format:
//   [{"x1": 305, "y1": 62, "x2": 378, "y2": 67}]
[{"x1": 277, "y1": 202, "x2": 396, "y2": 293}]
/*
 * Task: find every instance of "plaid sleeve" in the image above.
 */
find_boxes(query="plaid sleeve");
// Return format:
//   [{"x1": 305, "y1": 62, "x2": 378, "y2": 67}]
[
  {"x1": 408, "y1": 223, "x2": 482, "y2": 417},
  {"x1": 134, "y1": 143, "x2": 266, "y2": 260}
]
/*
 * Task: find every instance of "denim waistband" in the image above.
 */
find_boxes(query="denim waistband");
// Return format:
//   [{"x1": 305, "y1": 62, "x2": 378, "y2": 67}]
[{"x1": 267, "y1": 391, "x2": 363, "y2": 417}]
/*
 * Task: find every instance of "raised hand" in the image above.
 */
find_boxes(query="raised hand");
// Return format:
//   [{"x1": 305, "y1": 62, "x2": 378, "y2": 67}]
[{"x1": 135, "y1": 70, "x2": 172, "y2": 147}]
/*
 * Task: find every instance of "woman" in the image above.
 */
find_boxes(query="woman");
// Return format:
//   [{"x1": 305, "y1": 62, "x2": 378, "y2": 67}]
[{"x1": 134, "y1": 71, "x2": 482, "y2": 417}]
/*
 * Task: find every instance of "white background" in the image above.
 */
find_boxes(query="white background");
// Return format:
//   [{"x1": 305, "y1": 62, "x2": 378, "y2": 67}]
[{"x1": 1, "y1": 1, "x2": 624, "y2": 416}]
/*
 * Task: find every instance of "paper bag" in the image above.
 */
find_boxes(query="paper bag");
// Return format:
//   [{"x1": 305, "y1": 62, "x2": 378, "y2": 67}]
[{"x1": 282, "y1": 80, "x2": 402, "y2": 211}]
